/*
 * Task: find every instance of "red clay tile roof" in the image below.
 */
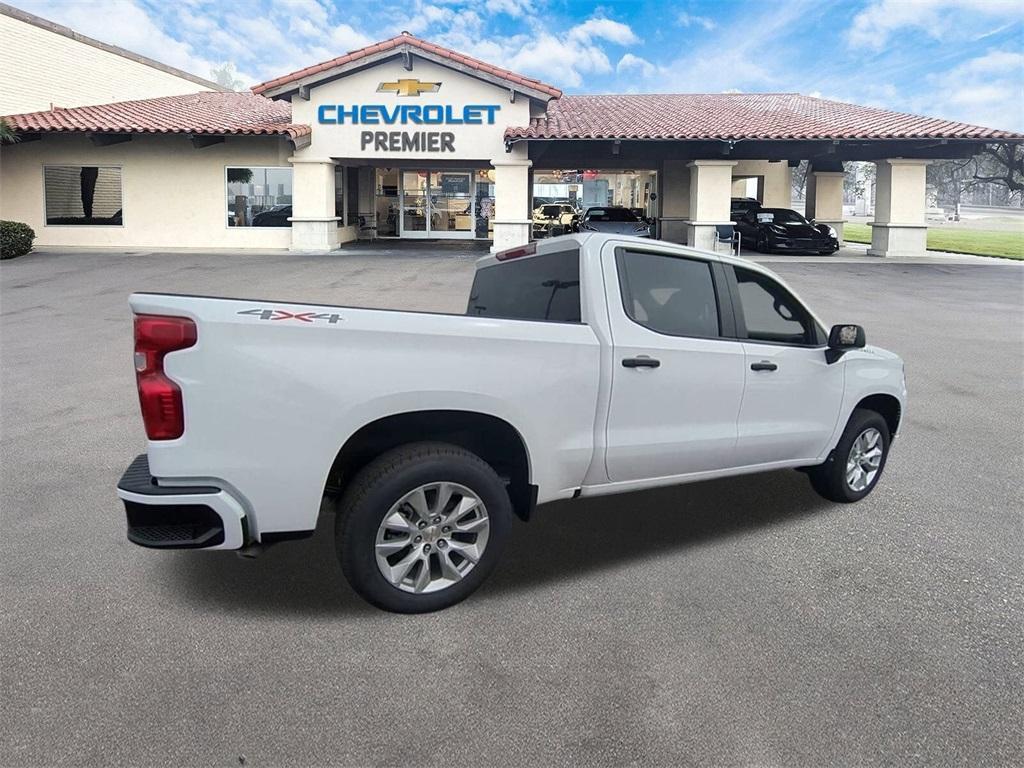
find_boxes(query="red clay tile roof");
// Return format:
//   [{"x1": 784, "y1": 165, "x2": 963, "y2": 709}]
[
  {"x1": 506, "y1": 93, "x2": 1024, "y2": 141},
  {"x1": 1, "y1": 92, "x2": 311, "y2": 141},
  {"x1": 251, "y1": 32, "x2": 562, "y2": 99}
]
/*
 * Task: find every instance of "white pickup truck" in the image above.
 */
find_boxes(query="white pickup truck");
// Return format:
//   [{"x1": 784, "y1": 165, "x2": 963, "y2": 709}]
[{"x1": 118, "y1": 234, "x2": 906, "y2": 613}]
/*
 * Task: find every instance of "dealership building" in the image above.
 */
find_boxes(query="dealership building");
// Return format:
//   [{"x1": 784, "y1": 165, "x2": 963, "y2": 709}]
[{"x1": 2, "y1": 13, "x2": 1021, "y2": 257}]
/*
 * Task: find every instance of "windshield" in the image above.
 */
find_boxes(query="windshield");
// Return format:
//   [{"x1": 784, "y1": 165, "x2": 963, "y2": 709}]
[
  {"x1": 539, "y1": 205, "x2": 563, "y2": 218},
  {"x1": 585, "y1": 208, "x2": 639, "y2": 222},
  {"x1": 756, "y1": 209, "x2": 809, "y2": 225}
]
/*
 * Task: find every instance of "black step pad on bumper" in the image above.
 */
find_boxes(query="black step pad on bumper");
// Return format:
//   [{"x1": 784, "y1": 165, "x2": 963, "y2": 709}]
[
  {"x1": 118, "y1": 455, "x2": 225, "y2": 549},
  {"x1": 118, "y1": 454, "x2": 219, "y2": 496}
]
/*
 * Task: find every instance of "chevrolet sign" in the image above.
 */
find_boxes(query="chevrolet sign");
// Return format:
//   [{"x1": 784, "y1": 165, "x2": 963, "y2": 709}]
[{"x1": 317, "y1": 104, "x2": 501, "y2": 125}]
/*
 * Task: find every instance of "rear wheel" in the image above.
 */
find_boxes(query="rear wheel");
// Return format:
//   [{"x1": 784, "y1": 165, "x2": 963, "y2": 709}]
[
  {"x1": 335, "y1": 442, "x2": 512, "y2": 613},
  {"x1": 756, "y1": 232, "x2": 770, "y2": 253},
  {"x1": 808, "y1": 409, "x2": 890, "y2": 503}
]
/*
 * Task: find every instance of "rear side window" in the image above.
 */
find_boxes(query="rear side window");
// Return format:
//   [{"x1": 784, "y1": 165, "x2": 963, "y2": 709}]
[
  {"x1": 466, "y1": 249, "x2": 581, "y2": 322},
  {"x1": 616, "y1": 250, "x2": 720, "y2": 338}
]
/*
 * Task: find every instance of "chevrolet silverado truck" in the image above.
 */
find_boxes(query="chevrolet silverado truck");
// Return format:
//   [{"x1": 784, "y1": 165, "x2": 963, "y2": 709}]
[{"x1": 117, "y1": 233, "x2": 906, "y2": 613}]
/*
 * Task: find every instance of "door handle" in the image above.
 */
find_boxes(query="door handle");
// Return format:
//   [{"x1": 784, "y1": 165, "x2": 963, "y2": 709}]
[
  {"x1": 750, "y1": 361, "x2": 778, "y2": 371},
  {"x1": 622, "y1": 356, "x2": 660, "y2": 369}
]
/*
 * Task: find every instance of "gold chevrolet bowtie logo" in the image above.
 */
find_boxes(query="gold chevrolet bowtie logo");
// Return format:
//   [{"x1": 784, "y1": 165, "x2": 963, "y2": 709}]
[{"x1": 377, "y1": 78, "x2": 441, "y2": 97}]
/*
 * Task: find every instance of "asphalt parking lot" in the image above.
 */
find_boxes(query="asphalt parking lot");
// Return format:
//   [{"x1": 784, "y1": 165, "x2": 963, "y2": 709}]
[{"x1": 2, "y1": 246, "x2": 1022, "y2": 767}]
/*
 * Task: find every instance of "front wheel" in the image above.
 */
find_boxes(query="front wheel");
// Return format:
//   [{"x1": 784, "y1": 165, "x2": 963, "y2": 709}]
[
  {"x1": 808, "y1": 409, "x2": 891, "y2": 503},
  {"x1": 335, "y1": 442, "x2": 512, "y2": 613}
]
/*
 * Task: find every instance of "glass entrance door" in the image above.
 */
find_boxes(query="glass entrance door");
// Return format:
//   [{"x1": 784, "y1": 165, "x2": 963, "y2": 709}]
[{"x1": 399, "y1": 170, "x2": 476, "y2": 239}]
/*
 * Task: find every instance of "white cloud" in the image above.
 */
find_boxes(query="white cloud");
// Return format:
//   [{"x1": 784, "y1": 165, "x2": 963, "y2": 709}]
[
  {"x1": 568, "y1": 17, "x2": 640, "y2": 46},
  {"x1": 433, "y1": 14, "x2": 640, "y2": 88},
  {"x1": 848, "y1": 0, "x2": 1024, "y2": 49},
  {"x1": 917, "y1": 49, "x2": 1024, "y2": 130},
  {"x1": 329, "y1": 23, "x2": 372, "y2": 50},
  {"x1": 487, "y1": 0, "x2": 534, "y2": 17},
  {"x1": 617, "y1": 53, "x2": 656, "y2": 79},
  {"x1": 23, "y1": 0, "x2": 230, "y2": 83},
  {"x1": 677, "y1": 11, "x2": 716, "y2": 30}
]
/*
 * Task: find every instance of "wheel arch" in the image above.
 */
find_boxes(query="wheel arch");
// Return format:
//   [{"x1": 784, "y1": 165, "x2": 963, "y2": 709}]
[
  {"x1": 325, "y1": 410, "x2": 535, "y2": 521},
  {"x1": 854, "y1": 393, "x2": 902, "y2": 437}
]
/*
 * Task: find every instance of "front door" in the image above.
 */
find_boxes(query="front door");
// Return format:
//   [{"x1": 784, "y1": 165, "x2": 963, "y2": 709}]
[
  {"x1": 399, "y1": 170, "x2": 475, "y2": 239},
  {"x1": 603, "y1": 244, "x2": 746, "y2": 482},
  {"x1": 728, "y1": 265, "x2": 845, "y2": 465}
]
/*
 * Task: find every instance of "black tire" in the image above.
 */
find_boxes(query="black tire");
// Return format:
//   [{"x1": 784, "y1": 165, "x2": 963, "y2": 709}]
[
  {"x1": 808, "y1": 409, "x2": 891, "y2": 503},
  {"x1": 756, "y1": 232, "x2": 770, "y2": 253},
  {"x1": 335, "y1": 442, "x2": 512, "y2": 613}
]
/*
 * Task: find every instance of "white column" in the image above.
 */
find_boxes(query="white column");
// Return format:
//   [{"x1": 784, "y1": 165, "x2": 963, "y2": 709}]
[
  {"x1": 806, "y1": 170, "x2": 846, "y2": 243},
  {"x1": 660, "y1": 159, "x2": 690, "y2": 243},
  {"x1": 490, "y1": 146, "x2": 532, "y2": 252},
  {"x1": 685, "y1": 159, "x2": 736, "y2": 251},
  {"x1": 288, "y1": 156, "x2": 340, "y2": 252},
  {"x1": 868, "y1": 159, "x2": 929, "y2": 258},
  {"x1": 761, "y1": 162, "x2": 792, "y2": 209}
]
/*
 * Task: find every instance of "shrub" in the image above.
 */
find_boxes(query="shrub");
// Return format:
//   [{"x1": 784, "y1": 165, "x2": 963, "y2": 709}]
[{"x1": 1, "y1": 220, "x2": 35, "y2": 260}]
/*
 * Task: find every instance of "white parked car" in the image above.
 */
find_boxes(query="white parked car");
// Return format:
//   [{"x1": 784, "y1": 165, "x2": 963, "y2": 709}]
[
  {"x1": 580, "y1": 206, "x2": 651, "y2": 236},
  {"x1": 118, "y1": 234, "x2": 906, "y2": 612}
]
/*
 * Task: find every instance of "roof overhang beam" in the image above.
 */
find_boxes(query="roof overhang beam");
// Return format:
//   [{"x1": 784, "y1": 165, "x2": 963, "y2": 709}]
[{"x1": 90, "y1": 133, "x2": 131, "y2": 146}]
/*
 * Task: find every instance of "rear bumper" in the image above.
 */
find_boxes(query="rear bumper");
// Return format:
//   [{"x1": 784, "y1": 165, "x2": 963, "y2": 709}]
[{"x1": 117, "y1": 454, "x2": 247, "y2": 550}]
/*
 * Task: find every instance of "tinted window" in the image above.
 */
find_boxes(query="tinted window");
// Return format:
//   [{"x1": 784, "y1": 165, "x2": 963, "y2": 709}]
[
  {"x1": 467, "y1": 249, "x2": 581, "y2": 322},
  {"x1": 540, "y1": 205, "x2": 562, "y2": 217},
  {"x1": 616, "y1": 250, "x2": 720, "y2": 338},
  {"x1": 734, "y1": 267, "x2": 816, "y2": 345},
  {"x1": 585, "y1": 208, "x2": 639, "y2": 222}
]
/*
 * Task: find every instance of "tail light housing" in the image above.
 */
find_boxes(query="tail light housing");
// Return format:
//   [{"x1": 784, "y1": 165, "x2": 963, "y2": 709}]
[{"x1": 134, "y1": 314, "x2": 196, "y2": 440}]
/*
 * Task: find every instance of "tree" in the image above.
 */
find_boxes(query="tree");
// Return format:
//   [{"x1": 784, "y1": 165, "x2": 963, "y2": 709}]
[
  {"x1": 210, "y1": 62, "x2": 244, "y2": 91},
  {"x1": 791, "y1": 161, "x2": 808, "y2": 199},
  {"x1": 970, "y1": 142, "x2": 1023, "y2": 194},
  {"x1": 928, "y1": 142, "x2": 1024, "y2": 211},
  {"x1": 0, "y1": 117, "x2": 19, "y2": 144}
]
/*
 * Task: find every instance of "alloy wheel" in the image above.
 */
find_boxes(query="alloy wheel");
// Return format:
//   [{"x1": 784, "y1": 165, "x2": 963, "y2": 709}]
[
  {"x1": 846, "y1": 427, "x2": 883, "y2": 492},
  {"x1": 374, "y1": 482, "x2": 490, "y2": 594}
]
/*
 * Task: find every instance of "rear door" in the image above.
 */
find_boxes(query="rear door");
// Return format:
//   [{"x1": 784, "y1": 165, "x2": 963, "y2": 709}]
[
  {"x1": 602, "y1": 245, "x2": 746, "y2": 482},
  {"x1": 727, "y1": 265, "x2": 844, "y2": 465}
]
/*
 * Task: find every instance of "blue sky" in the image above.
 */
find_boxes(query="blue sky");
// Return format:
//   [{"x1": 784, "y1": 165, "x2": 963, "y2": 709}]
[{"x1": 18, "y1": 0, "x2": 1024, "y2": 130}]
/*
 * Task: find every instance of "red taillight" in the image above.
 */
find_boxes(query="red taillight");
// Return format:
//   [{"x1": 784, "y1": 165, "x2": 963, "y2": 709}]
[
  {"x1": 494, "y1": 242, "x2": 537, "y2": 261},
  {"x1": 134, "y1": 314, "x2": 196, "y2": 440}
]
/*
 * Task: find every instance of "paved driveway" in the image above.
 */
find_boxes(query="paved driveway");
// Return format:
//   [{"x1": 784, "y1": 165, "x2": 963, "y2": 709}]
[{"x1": 2, "y1": 247, "x2": 1022, "y2": 767}]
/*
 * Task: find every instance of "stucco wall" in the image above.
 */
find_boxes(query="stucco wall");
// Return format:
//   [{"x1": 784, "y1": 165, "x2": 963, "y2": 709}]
[
  {"x1": 0, "y1": 133, "x2": 293, "y2": 248},
  {"x1": 0, "y1": 13, "x2": 218, "y2": 116},
  {"x1": 731, "y1": 159, "x2": 792, "y2": 208}
]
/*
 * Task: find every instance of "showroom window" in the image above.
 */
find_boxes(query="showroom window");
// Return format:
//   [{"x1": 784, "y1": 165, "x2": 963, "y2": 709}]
[
  {"x1": 226, "y1": 167, "x2": 292, "y2": 227},
  {"x1": 44, "y1": 166, "x2": 123, "y2": 226}
]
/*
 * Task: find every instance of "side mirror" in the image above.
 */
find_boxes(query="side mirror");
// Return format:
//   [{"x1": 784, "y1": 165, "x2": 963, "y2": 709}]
[{"x1": 826, "y1": 324, "x2": 866, "y2": 363}]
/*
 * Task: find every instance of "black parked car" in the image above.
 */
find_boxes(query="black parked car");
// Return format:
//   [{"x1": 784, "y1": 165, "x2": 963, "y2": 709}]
[
  {"x1": 730, "y1": 196, "x2": 761, "y2": 219},
  {"x1": 252, "y1": 204, "x2": 293, "y2": 227},
  {"x1": 734, "y1": 207, "x2": 840, "y2": 254}
]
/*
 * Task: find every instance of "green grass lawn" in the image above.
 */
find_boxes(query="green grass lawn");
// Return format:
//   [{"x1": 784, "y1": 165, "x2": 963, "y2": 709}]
[{"x1": 843, "y1": 222, "x2": 1024, "y2": 260}]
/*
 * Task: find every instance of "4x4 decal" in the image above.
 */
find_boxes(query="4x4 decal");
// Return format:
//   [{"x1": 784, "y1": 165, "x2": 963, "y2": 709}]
[{"x1": 237, "y1": 308, "x2": 345, "y2": 324}]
